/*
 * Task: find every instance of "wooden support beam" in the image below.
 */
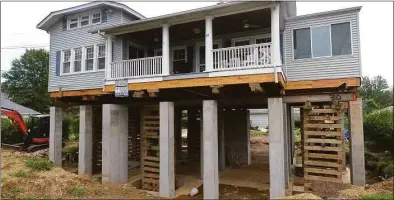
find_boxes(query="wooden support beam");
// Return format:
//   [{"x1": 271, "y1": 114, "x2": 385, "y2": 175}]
[
  {"x1": 210, "y1": 85, "x2": 223, "y2": 95},
  {"x1": 133, "y1": 90, "x2": 145, "y2": 98},
  {"x1": 249, "y1": 83, "x2": 264, "y2": 93},
  {"x1": 82, "y1": 95, "x2": 97, "y2": 101},
  {"x1": 280, "y1": 88, "x2": 285, "y2": 95},
  {"x1": 147, "y1": 89, "x2": 159, "y2": 97},
  {"x1": 283, "y1": 93, "x2": 355, "y2": 104},
  {"x1": 285, "y1": 77, "x2": 360, "y2": 90}
]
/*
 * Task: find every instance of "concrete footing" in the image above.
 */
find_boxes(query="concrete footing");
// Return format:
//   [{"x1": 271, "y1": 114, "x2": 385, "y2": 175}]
[
  {"x1": 159, "y1": 102, "x2": 175, "y2": 198},
  {"x1": 78, "y1": 105, "x2": 93, "y2": 175},
  {"x1": 203, "y1": 100, "x2": 219, "y2": 199},
  {"x1": 268, "y1": 98, "x2": 286, "y2": 199},
  {"x1": 101, "y1": 104, "x2": 128, "y2": 184},
  {"x1": 49, "y1": 107, "x2": 63, "y2": 166}
]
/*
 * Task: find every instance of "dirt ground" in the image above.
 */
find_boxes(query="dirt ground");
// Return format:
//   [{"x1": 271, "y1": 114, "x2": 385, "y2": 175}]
[{"x1": 1, "y1": 150, "x2": 157, "y2": 199}]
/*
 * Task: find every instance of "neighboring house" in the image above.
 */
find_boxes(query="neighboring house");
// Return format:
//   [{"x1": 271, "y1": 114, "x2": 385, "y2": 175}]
[
  {"x1": 249, "y1": 108, "x2": 300, "y2": 129},
  {"x1": 1, "y1": 94, "x2": 40, "y2": 116},
  {"x1": 37, "y1": 1, "x2": 364, "y2": 199}
]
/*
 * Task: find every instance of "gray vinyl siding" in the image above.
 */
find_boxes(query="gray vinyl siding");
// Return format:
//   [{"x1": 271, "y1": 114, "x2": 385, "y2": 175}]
[
  {"x1": 284, "y1": 10, "x2": 361, "y2": 81},
  {"x1": 48, "y1": 7, "x2": 135, "y2": 92},
  {"x1": 249, "y1": 109, "x2": 269, "y2": 129}
]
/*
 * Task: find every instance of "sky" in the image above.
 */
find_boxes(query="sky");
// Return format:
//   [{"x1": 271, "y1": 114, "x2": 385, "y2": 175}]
[{"x1": 1, "y1": 1, "x2": 393, "y2": 85}]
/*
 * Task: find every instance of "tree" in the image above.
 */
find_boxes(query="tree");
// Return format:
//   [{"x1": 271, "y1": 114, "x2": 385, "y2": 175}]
[
  {"x1": 358, "y1": 75, "x2": 393, "y2": 113},
  {"x1": 1, "y1": 49, "x2": 51, "y2": 113}
]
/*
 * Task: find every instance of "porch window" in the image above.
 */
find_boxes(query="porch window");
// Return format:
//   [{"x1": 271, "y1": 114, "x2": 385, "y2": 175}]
[
  {"x1": 92, "y1": 13, "x2": 101, "y2": 24},
  {"x1": 255, "y1": 37, "x2": 271, "y2": 44},
  {"x1": 69, "y1": 18, "x2": 78, "y2": 29},
  {"x1": 311, "y1": 26, "x2": 331, "y2": 57},
  {"x1": 85, "y1": 46, "x2": 94, "y2": 71},
  {"x1": 173, "y1": 47, "x2": 187, "y2": 62},
  {"x1": 234, "y1": 39, "x2": 250, "y2": 47},
  {"x1": 74, "y1": 48, "x2": 82, "y2": 72},
  {"x1": 97, "y1": 44, "x2": 106, "y2": 70},
  {"x1": 331, "y1": 22, "x2": 352, "y2": 56},
  {"x1": 80, "y1": 15, "x2": 89, "y2": 27},
  {"x1": 63, "y1": 50, "x2": 71, "y2": 73},
  {"x1": 293, "y1": 22, "x2": 352, "y2": 59}
]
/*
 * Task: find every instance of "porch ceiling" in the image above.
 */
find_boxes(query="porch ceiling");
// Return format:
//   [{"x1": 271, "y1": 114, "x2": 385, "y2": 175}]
[{"x1": 122, "y1": 9, "x2": 271, "y2": 45}]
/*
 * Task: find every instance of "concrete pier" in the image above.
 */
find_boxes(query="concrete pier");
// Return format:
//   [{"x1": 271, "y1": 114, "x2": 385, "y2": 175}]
[
  {"x1": 49, "y1": 107, "x2": 63, "y2": 166},
  {"x1": 101, "y1": 104, "x2": 128, "y2": 184},
  {"x1": 78, "y1": 105, "x2": 93, "y2": 175}
]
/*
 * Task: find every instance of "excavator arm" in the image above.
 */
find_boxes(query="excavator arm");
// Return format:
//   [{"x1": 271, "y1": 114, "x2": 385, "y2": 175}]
[{"x1": 1, "y1": 107, "x2": 29, "y2": 136}]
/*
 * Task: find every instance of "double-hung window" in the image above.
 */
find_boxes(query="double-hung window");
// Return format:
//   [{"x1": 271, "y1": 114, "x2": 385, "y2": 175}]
[
  {"x1": 69, "y1": 18, "x2": 78, "y2": 29},
  {"x1": 97, "y1": 45, "x2": 106, "y2": 70},
  {"x1": 173, "y1": 47, "x2": 186, "y2": 62},
  {"x1": 255, "y1": 37, "x2": 271, "y2": 44},
  {"x1": 80, "y1": 15, "x2": 89, "y2": 27},
  {"x1": 74, "y1": 48, "x2": 82, "y2": 72},
  {"x1": 92, "y1": 13, "x2": 101, "y2": 24},
  {"x1": 293, "y1": 22, "x2": 352, "y2": 59},
  {"x1": 63, "y1": 50, "x2": 71, "y2": 73},
  {"x1": 86, "y1": 46, "x2": 94, "y2": 71}
]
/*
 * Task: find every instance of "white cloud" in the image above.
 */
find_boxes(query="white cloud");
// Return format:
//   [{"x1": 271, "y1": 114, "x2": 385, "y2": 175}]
[{"x1": 1, "y1": 2, "x2": 393, "y2": 85}]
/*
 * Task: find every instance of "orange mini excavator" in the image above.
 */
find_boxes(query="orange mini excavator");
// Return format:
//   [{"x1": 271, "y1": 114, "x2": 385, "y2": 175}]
[{"x1": 1, "y1": 107, "x2": 50, "y2": 152}]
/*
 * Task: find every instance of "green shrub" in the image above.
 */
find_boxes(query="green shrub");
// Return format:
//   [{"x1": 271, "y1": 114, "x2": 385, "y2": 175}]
[
  {"x1": 383, "y1": 164, "x2": 394, "y2": 178},
  {"x1": 361, "y1": 193, "x2": 393, "y2": 200},
  {"x1": 10, "y1": 170, "x2": 28, "y2": 178},
  {"x1": 62, "y1": 145, "x2": 79, "y2": 154},
  {"x1": 25, "y1": 159, "x2": 54, "y2": 171},
  {"x1": 363, "y1": 109, "x2": 393, "y2": 152},
  {"x1": 71, "y1": 186, "x2": 85, "y2": 196},
  {"x1": 23, "y1": 196, "x2": 37, "y2": 200},
  {"x1": 1, "y1": 118, "x2": 30, "y2": 144}
]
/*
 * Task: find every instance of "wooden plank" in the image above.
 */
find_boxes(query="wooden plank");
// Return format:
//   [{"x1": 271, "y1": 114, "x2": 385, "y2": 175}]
[
  {"x1": 304, "y1": 123, "x2": 342, "y2": 129},
  {"x1": 144, "y1": 161, "x2": 160, "y2": 167},
  {"x1": 309, "y1": 109, "x2": 338, "y2": 114},
  {"x1": 304, "y1": 146, "x2": 342, "y2": 152},
  {"x1": 305, "y1": 116, "x2": 342, "y2": 121},
  {"x1": 143, "y1": 173, "x2": 160, "y2": 179},
  {"x1": 143, "y1": 178, "x2": 159, "y2": 184},
  {"x1": 144, "y1": 121, "x2": 160, "y2": 125},
  {"x1": 148, "y1": 146, "x2": 160, "y2": 151},
  {"x1": 104, "y1": 73, "x2": 276, "y2": 92},
  {"x1": 304, "y1": 131, "x2": 341, "y2": 136},
  {"x1": 145, "y1": 156, "x2": 160, "y2": 161},
  {"x1": 144, "y1": 135, "x2": 159, "y2": 139},
  {"x1": 305, "y1": 153, "x2": 339, "y2": 159},
  {"x1": 304, "y1": 168, "x2": 342, "y2": 176},
  {"x1": 305, "y1": 175, "x2": 342, "y2": 183},
  {"x1": 304, "y1": 138, "x2": 341, "y2": 144},
  {"x1": 144, "y1": 116, "x2": 159, "y2": 119},
  {"x1": 283, "y1": 93, "x2": 355, "y2": 103},
  {"x1": 285, "y1": 77, "x2": 360, "y2": 90},
  {"x1": 143, "y1": 167, "x2": 160, "y2": 173},
  {"x1": 305, "y1": 160, "x2": 340, "y2": 168}
]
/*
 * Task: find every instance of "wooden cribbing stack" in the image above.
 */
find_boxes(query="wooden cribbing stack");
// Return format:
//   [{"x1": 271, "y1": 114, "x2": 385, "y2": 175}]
[
  {"x1": 128, "y1": 107, "x2": 141, "y2": 169},
  {"x1": 302, "y1": 101, "x2": 344, "y2": 192},
  {"x1": 141, "y1": 105, "x2": 160, "y2": 191}
]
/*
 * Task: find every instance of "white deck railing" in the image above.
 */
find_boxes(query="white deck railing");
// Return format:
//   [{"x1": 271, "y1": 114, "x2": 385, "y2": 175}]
[
  {"x1": 212, "y1": 43, "x2": 272, "y2": 71},
  {"x1": 110, "y1": 56, "x2": 162, "y2": 79}
]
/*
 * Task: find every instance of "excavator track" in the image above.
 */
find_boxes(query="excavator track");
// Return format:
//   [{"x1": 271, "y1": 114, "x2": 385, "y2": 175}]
[
  {"x1": 1, "y1": 143, "x2": 24, "y2": 151},
  {"x1": 26, "y1": 144, "x2": 49, "y2": 152}
]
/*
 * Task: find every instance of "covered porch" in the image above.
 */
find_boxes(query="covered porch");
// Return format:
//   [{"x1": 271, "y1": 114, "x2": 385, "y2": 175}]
[{"x1": 103, "y1": 2, "x2": 282, "y2": 82}]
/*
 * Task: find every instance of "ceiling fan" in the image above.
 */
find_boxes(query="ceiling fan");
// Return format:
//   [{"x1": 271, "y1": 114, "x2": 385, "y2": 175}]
[{"x1": 243, "y1": 20, "x2": 260, "y2": 29}]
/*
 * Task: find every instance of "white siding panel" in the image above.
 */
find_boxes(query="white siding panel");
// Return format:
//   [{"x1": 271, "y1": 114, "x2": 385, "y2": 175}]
[
  {"x1": 284, "y1": 11, "x2": 361, "y2": 81},
  {"x1": 249, "y1": 109, "x2": 269, "y2": 129},
  {"x1": 49, "y1": 7, "x2": 135, "y2": 92}
]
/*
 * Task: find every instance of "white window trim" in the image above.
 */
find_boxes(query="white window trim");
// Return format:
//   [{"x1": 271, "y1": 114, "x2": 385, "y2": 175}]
[
  {"x1": 91, "y1": 12, "x2": 102, "y2": 25},
  {"x1": 231, "y1": 37, "x2": 251, "y2": 46},
  {"x1": 231, "y1": 34, "x2": 272, "y2": 47},
  {"x1": 172, "y1": 46, "x2": 187, "y2": 62},
  {"x1": 254, "y1": 34, "x2": 272, "y2": 44},
  {"x1": 310, "y1": 25, "x2": 332, "y2": 59},
  {"x1": 85, "y1": 45, "x2": 95, "y2": 71},
  {"x1": 292, "y1": 21, "x2": 353, "y2": 61},
  {"x1": 68, "y1": 17, "x2": 79, "y2": 30},
  {"x1": 61, "y1": 50, "x2": 72, "y2": 75},
  {"x1": 80, "y1": 15, "x2": 90, "y2": 27},
  {"x1": 97, "y1": 44, "x2": 106, "y2": 71},
  {"x1": 73, "y1": 48, "x2": 82, "y2": 72}
]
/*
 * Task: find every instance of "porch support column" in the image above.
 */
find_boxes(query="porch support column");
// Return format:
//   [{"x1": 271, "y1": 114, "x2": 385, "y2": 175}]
[
  {"x1": 49, "y1": 107, "x2": 63, "y2": 166},
  {"x1": 105, "y1": 35, "x2": 113, "y2": 80},
  {"x1": 205, "y1": 16, "x2": 214, "y2": 72},
  {"x1": 268, "y1": 98, "x2": 286, "y2": 199},
  {"x1": 102, "y1": 104, "x2": 128, "y2": 184},
  {"x1": 159, "y1": 102, "x2": 175, "y2": 198},
  {"x1": 270, "y1": 3, "x2": 281, "y2": 66},
  {"x1": 349, "y1": 99, "x2": 366, "y2": 186},
  {"x1": 78, "y1": 105, "x2": 93, "y2": 175},
  {"x1": 162, "y1": 24, "x2": 170, "y2": 75},
  {"x1": 203, "y1": 100, "x2": 219, "y2": 199}
]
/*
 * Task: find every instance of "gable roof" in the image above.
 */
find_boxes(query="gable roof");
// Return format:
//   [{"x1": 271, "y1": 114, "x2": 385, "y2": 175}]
[
  {"x1": 1, "y1": 94, "x2": 40, "y2": 115},
  {"x1": 37, "y1": 1, "x2": 146, "y2": 31}
]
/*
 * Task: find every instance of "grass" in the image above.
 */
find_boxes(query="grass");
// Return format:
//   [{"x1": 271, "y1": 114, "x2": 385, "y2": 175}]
[
  {"x1": 250, "y1": 130, "x2": 268, "y2": 136},
  {"x1": 361, "y1": 193, "x2": 394, "y2": 200},
  {"x1": 10, "y1": 188, "x2": 24, "y2": 198},
  {"x1": 9, "y1": 170, "x2": 28, "y2": 178},
  {"x1": 23, "y1": 196, "x2": 37, "y2": 200},
  {"x1": 71, "y1": 186, "x2": 86, "y2": 196},
  {"x1": 25, "y1": 158, "x2": 54, "y2": 171}
]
